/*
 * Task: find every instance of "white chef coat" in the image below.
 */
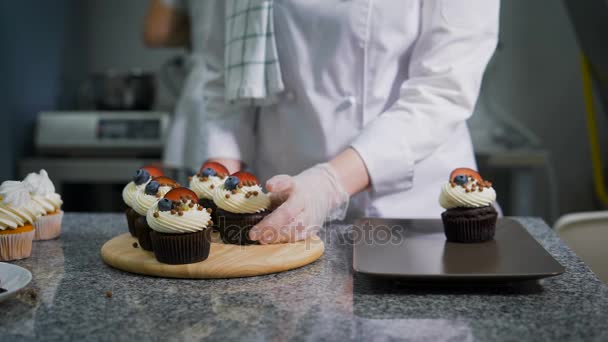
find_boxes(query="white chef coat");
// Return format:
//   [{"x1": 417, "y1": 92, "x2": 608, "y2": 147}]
[{"x1": 163, "y1": 0, "x2": 500, "y2": 218}]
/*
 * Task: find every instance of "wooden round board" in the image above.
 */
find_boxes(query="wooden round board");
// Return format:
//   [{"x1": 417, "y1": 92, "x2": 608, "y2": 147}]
[{"x1": 101, "y1": 232, "x2": 324, "y2": 279}]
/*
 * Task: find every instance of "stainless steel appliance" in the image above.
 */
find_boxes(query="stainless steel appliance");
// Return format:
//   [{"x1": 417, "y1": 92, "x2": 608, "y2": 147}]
[
  {"x1": 35, "y1": 111, "x2": 169, "y2": 157},
  {"x1": 19, "y1": 111, "x2": 172, "y2": 212}
]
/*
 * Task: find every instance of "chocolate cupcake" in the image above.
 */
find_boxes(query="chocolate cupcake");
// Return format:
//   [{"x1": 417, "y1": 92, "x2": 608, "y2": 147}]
[
  {"x1": 147, "y1": 187, "x2": 213, "y2": 264},
  {"x1": 189, "y1": 161, "x2": 229, "y2": 230},
  {"x1": 213, "y1": 171, "x2": 271, "y2": 245},
  {"x1": 438, "y1": 168, "x2": 498, "y2": 243},
  {"x1": 122, "y1": 165, "x2": 164, "y2": 236},
  {"x1": 132, "y1": 176, "x2": 178, "y2": 251}
]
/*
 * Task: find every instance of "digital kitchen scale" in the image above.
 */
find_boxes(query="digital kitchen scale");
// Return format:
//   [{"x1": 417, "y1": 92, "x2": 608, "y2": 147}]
[
  {"x1": 353, "y1": 218, "x2": 565, "y2": 282},
  {"x1": 35, "y1": 111, "x2": 170, "y2": 156}
]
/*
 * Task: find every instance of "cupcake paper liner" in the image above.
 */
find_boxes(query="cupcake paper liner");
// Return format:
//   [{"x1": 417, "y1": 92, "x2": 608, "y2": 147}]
[
  {"x1": 0, "y1": 229, "x2": 35, "y2": 261},
  {"x1": 198, "y1": 198, "x2": 218, "y2": 230},
  {"x1": 216, "y1": 208, "x2": 270, "y2": 245},
  {"x1": 34, "y1": 210, "x2": 64, "y2": 241},
  {"x1": 134, "y1": 216, "x2": 154, "y2": 251},
  {"x1": 150, "y1": 229, "x2": 212, "y2": 265},
  {"x1": 125, "y1": 208, "x2": 138, "y2": 237},
  {"x1": 441, "y1": 207, "x2": 498, "y2": 243}
]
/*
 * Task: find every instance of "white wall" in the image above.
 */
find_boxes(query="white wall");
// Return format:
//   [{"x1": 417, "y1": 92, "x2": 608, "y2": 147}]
[{"x1": 479, "y1": 0, "x2": 607, "y2": 219}]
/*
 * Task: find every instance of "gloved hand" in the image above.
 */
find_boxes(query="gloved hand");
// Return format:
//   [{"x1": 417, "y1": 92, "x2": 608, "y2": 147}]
[{"x1": 248, "y1": 163, "x2": 350, "y2": 244}]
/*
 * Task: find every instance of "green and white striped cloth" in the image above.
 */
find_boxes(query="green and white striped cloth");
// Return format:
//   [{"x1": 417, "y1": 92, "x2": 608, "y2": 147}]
[{"x1": 225, "y1": 0, "x2": 285, "y2": 105}]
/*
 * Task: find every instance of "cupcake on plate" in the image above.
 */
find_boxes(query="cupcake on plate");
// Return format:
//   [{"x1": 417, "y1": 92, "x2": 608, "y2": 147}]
[
  {"x1": 122, "y1": 165, "x2": 164, "y2": 236},
  {"x1": 438, "y1": 168, "x2": 498, "y2": 243},
  {"x1": 0, "y1": 181, "x2": 44, "y2": 261},
  {"x1": 132, "y1": 176, "x2": 178, "y2": 251},
  {"x1": 23, "y1": 169, "x2": 64, "y2": 240},
  {"x1": 189, "y1": 161, "x2": 229, "y2": 226},
  {"x1": 213, "y1": 171, "x2": 271, "y2": 245},
  {"x1": 147, "y1": 187, "x2": 213, "y2": 264}
]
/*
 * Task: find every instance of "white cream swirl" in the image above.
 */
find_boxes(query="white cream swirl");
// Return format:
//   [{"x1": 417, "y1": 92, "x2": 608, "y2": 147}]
[
  {"x1": 146, "y1": 200, "x2": 211, "y2": 234},
  {"x1": 0, "y1": 181, "x2": 42, "y2": 230},
  {"x1": 213, "y1": 184, "x2": 270, "y2": 214},
  {"x1": 132, "y1": 185, "x2": 173, "y2": 216},
  {"x1": 189, "y1": 175, "x2": 224, "y2": 200},
  {"x1": 0, "y1": 181, "x2": 31, "y2": 207},
  {"x1": 23, "y1": 170, "x2": 63, "y2": 212},
  {"x1": 439, "y1": 181, "x2": 496, "y2": 209},
  {"x1": 122, "y1": 181, "x2": 147, "y2": 207}
]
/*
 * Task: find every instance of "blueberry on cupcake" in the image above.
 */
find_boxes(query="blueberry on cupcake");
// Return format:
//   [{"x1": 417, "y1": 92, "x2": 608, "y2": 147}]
[
  {"x1": 439, "y1": 168, "x2": 498, "y2": 243},
  {"x1": 213, "y1": 171, "x2": 271, "y2": 245},
  {"x1": 147, "y1": 187, "x2": 213, "y2": 264},
  {"x1": 122, "y1": 165, "x2": 164, "y2": 236},
  {"x1": 189, "y1": 161, "x2": 229, "y2": 228},
  {"x1": 131, "y1": 176, "x2": 178, "y2": 251}
]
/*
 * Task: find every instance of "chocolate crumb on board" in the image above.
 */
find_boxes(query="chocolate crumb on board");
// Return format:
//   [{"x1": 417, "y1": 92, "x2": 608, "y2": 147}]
[
  {"x1": 105, "y1": 291, "x2": 113, "y2": 298},
  {"x1": 17, "y1": 288, "x2": 38, "y2": 304},
  {"x1": 133, "y1": 242, "x2": 139, "y2": 248}
]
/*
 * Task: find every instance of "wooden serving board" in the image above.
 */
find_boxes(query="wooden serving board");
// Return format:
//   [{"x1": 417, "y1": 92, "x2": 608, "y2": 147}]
[{"x1": 101, "y1": 232, "x2": 324, "y2": 279}]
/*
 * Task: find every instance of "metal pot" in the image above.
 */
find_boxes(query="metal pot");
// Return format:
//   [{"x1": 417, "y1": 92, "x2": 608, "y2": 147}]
[{"x1": 81, "y1": 70, "x2": 157, "y2": 111}]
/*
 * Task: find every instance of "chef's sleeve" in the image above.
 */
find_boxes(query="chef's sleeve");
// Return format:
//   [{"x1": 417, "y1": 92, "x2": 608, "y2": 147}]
[
  {"x1": 350, "y1": 0, "x2": 499, "y2": 197},
  {"x1": 193, "y1": 2, "x2": 257, "y2": 166}
]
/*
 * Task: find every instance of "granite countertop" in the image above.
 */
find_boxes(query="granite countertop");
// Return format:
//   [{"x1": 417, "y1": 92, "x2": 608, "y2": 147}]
[{"x1": 1, "y1": 213, "x2": 607, "y2": 341}]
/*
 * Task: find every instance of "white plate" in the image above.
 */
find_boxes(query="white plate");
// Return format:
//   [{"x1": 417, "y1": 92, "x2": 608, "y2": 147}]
[{"x1": 0, "y1": 262, "x2": 32, "y2": 304}]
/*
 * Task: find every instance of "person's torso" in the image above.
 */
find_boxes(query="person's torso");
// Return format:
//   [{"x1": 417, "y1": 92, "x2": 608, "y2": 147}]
[{"x1": 253, "y1": 0, "x2": 476, "y2": 218}]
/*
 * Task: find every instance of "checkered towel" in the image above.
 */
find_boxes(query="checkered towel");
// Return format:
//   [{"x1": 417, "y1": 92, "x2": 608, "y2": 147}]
[{"x1": 225, "y1": 0, "x2": 285, "y2": 105}]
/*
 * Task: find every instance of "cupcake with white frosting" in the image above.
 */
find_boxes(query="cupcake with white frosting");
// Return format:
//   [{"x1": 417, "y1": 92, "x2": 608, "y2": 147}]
[
  {"x1": 147, "y1": 187, "x2": 213, "y2": 264},
  {"x1": 122, "y1": 165, "x2": 164, "y2": 236},
  {"x1": 0, "y1": 181, "x2": 43, "y2": 260},
  {"x1": 213, "y1": 171, "x2": 271, "y2": 245},
  {"x1": 189, "y1": 161, "x2": 229, "y2": 227},
  {"x1": 132, "y1": 176, "x2": 178, "y2": 251},
  {"x1": 23, "y1": 169, "x2": 64, "y2": 240},
  {"x1": 438, "y1": 168, "x2": 498, "y2": 243}
]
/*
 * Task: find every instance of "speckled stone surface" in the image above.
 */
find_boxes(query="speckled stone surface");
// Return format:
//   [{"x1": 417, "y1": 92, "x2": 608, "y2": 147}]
[{"x1": 0, "y1": 214, "x2": 607, "y2": 341}]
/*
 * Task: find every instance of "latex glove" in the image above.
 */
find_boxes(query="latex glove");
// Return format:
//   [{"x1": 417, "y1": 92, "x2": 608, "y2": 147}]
[{"x1": 249, "y1": 163, "x2": 350, "y2": 244}]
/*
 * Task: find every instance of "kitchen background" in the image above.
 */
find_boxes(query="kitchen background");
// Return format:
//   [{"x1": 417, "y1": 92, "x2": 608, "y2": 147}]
[{"x1": 0, "y1": 0, "x2": 606, "y2": 225}]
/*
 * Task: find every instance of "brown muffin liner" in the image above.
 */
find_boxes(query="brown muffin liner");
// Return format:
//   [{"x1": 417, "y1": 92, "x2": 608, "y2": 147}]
[
  {"x1": 0, "y1": 229, "x2": 34, "y2": 261},
  {"x1": 34, "y1": 210, "x2": 64, "y2": 241},
  {"x1": 125, "y1": 208, "x2": 138, "y2": 237},
  {"x1": 134, "y1": 216, "x2": 153, "y2": 251},
  {"x1": 150, "y1": 229, "x2": 212, "y2": 265},
  {"x1": 441, "y1": 206, "x2": 498, "y2": 243},
  {"x1": 216, "y1": 208, "x2": 270, "y2": 245},
  {"x1": 198, "y1": 198, "x2": 218, "y2": 231}
]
